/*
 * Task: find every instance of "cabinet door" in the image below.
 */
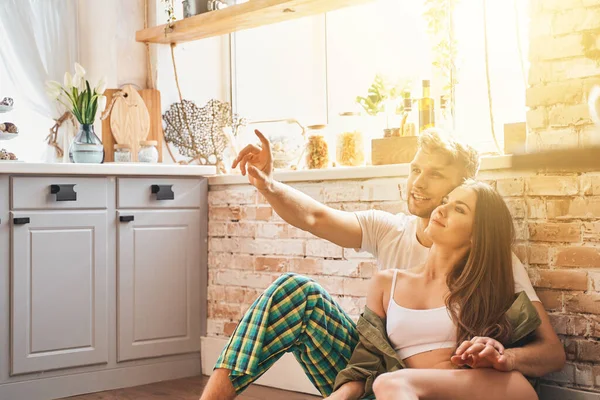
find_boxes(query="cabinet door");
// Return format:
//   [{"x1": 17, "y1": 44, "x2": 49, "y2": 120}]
[
  {"x1": 117, "y1": 210, "x2": 200, "y2": 361},
  {"x1": 11, "y1": 211, "x2": 108, "y2": 375}
]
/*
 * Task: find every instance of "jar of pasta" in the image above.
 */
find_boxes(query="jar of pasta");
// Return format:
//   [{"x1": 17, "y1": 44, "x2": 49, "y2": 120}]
[
  {"x1": 336, "y1": 112, "x2": 365, "y2": 167},
  {"x1": 305, "y1": 124, "x2": 330, "y2": 169}
]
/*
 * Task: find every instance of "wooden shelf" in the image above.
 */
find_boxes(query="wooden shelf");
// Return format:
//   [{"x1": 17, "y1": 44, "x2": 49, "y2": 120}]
[
  {"x1": 510, "y1": 147, "x2": 600, "y2": 171},
  {"x1": 137, "y1": 0, "x2": 374, "y2": 44}
]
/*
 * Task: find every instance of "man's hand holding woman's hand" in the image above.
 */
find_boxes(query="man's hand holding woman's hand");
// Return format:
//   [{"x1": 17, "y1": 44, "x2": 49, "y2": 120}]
[
  {"x1": 451, "y1": 336, "x2": 515, "y2": 372},
  {"x1": 231, "y1": 129, "x2": 274, "y2": 191}
]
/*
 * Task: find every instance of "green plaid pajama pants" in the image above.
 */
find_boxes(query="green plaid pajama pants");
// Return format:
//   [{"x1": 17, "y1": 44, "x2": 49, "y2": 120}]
[{"x1": 215, "y1": 272, "x2": 361, "y2": 397}]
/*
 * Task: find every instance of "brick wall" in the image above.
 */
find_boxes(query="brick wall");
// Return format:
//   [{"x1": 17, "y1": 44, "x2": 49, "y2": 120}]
[
  {"x1": 527, "y1": 0, "x2": 600, "y2": 150},
  {"x1": 205, "y1": 0, "x2": 600, "y2": 393},
  {"x1": 208, "y1": 171, "x2": 600, "y2": 392}
]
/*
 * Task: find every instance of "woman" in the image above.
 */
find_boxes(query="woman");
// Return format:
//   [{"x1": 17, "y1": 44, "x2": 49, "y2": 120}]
[{"x1": 328, "y1": 181, "x2": 553, "y2": 400}]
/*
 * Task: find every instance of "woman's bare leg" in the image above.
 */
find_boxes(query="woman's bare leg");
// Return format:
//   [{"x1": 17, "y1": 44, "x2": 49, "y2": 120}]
[{"x1": 373, "y1": 368, "x2": 538, "y2": 400}]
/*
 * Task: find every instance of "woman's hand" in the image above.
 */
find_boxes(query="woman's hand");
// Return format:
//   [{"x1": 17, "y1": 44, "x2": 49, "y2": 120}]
[
  {"x1": 451, "y1": 336, "x2": 515, "y2": 372},
  {"x1": 231, "y1": 129, "x2": 273, "y2": 191}
]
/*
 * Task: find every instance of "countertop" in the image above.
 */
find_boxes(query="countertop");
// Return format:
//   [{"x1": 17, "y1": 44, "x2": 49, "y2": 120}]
[{"x1": 0, "y1": 162, "x2": 217, "y2": 177}]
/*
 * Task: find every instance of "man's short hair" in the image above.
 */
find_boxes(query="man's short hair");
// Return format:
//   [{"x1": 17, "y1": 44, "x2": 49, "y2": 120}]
[{"x1": 417, "y1": 128, "x2": 480, "y2": 180}]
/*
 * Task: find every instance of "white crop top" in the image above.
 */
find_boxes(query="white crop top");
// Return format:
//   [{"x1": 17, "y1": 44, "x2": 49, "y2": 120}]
[{"x1": 386, "y1": 270, "x2": 457, "y2": 360}]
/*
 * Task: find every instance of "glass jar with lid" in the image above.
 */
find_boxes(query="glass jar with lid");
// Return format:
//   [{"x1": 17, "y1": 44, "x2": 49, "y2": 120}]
[
  {"x1": 114, "y1": 144, "x2": 132, "y2": 163},
  {"x1": 305, "y1": 124, "x2": 330, "y2": 169},
  {"x1": 336, "y1": 112, "x2": 365, "y2": 167},
  {"x1": 138, "y1": 140, "x2": 159, "y2": 163}
]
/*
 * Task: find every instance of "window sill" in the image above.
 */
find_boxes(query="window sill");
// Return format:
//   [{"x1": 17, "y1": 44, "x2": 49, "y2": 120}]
[{"x1": 207, "y1": 155, "x2": 512, "y2": 186}]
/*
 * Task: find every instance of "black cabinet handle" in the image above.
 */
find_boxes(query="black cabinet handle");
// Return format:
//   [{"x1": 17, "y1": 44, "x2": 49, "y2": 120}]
[
  {"x1": 50, "y1": 184, "x2": 77, "y2": 201},
  {"x1": 119, "y1": 215, "x2": 135, "y2": 223},
  {"x1": 13, "y1": 217, "x2": 30, "y2": 225},
  {"x1": 151, "y1": 184, "x2": 174, "y2": 201}
]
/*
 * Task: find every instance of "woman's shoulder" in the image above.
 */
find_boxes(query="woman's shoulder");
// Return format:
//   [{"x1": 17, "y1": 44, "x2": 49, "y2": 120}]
[{"x1": 371, "y1": 268, "x2": 412, "y2": 290}]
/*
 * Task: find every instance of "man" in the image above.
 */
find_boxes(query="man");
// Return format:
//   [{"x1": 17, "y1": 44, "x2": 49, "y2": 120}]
[{"x1": 200, "y1": 129, "x2": 565, "y2": 400}]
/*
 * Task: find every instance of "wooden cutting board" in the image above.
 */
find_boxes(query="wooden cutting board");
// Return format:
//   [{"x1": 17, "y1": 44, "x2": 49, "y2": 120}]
[{"x1": 102, "y1": 88, "x2": 163, "y2": 162}]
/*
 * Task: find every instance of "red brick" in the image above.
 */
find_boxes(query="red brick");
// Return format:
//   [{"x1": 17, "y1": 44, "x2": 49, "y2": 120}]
[
  {"x1": 322, "y1": 259, "x2": 361, "y2": 277},
  {"x1": 256, "y1": 223, "x2": 287, "y2": 239},
  {"x1": 588, "y1": 316, "x2": 600, "y2": 338},
  {"x1": 576, "y1": 363, "x2": 594, "y2": 387},
  {"x1": 583, "y1": 222, "x2": 600, "y2": 242},
  {"x1": 564, "y1": 338, "x2": 578, "y2": 361},
  {"x1": 565, "y1": 292, "x2": 600, "y2": 315},
  {"x1": 208, "y1": 302, "x2": 241, "y2": 320},
  {"x1": 514, "y1": 221, "x2": 528, "y2": 241},
  {"x1": 529, "y1": 244, "x2": 550, "y2": 264},
  {"x1": 496, "y1": 178, "x2": 524, "y2": 196},
  {"x1": 309, "y1": 275, "x2": 344, "y2": 295},
  {"x1": 578, "y1": 340, "x2": 600, "y2": 362},
  {"x1": 505, "y1": 199, "x2": 526, "y2": 219},
  {"x1": 537, "y1": 289, "x2": 563, "y2": 311},
  {"x1": 358, "y1": 261, "x2": 378, "y2": 278},
  {"x1": 526, "y1": 176, "x2": 579, "y2": 196},
  {"x1": 209, "y1": 206, "x2": 243, "y2": 221},
  {"x1": 209, "y1": 253, "x2": 254, "y2": 270},
  {"x1": 209, "y1": 188, "x2": 257, "y2": 206},
  {"x1": 528, "y1": 222, "x2": 580, "y2": 242},
  {"x1": 555, "y1": 247, "x2": 600, "y2": 268},
  {"x1": 305, "y1": 239, "x2": 343, "y2": 258},
  {"x1": 211, "y1": 206, "x2": 273, "y2": 221},
  {"x1": 207, "y1": 285, "x2": 226, "y2": 301},
  {"x1": 548, "y1": 314, "x2": 568, "y2": 335},
  {"x1": 227, "y1": 221, "x2": 257, "y2": 237},
  {"x1": 290, "y1": 258, "x2": 324, "y2": 275},
  {"x1": 224, "y1": 322, "x2": 238, "y2": 336},
  {"x1": 526, "y1": 198, "x2": 546, "y2": 219},
  {"x1": 254, "y1": 256, "x2": 290, "y2": 272},
  {"x1": 536, "y1": 269, "x2": 588, "y2": 290},
  {"x1": 224, "y1": 287, "x2": 246, "y2": 303},
  {"x1": 547, "y1": 198, "x2": 600, "y2": 219},
  {"x1": 254, "y1": 206, "x2": 273, "y2": 221},
  {"x1": 208, "y1": 221, "x2": 227, "y2": 237},
  {"x1": 343, "y1": 278, "x2": 370, "y2": 297},
  {"x1": 568, "y1": 315, "x2": 590, "y2": 337}
]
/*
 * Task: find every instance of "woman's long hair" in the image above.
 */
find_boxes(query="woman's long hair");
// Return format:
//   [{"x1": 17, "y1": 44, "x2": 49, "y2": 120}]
[{"x1": 445, "y1": 180, "x2": 516, "y2": 346}]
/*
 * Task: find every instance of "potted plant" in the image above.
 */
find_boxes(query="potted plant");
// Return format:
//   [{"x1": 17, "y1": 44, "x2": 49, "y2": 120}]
[{"x1": 46, "y1": 63, "x2": 107, "y2": 163}]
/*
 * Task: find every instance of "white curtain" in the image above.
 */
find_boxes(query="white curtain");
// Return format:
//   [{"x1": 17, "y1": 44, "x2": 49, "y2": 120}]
[{"x1": 0, "y1": 0, "x2": 79, "y2": 162}]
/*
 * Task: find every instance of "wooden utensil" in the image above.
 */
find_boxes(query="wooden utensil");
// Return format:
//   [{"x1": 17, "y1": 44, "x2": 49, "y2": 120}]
[
  {"x1": 110, "y1": 85, "x2": 150, "y2": 161},
  {"x1": 102, "y1": 88, "x2": 163, "y2": 162}
]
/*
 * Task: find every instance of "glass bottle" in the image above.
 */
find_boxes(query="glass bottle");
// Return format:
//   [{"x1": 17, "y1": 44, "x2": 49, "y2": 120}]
[
  {"x1": 305, "y1": 124, "x2": 330, "y2": 169},
  {"x1": 418, "y1": 80, "x2": 435, "y2": 132},
  {"x1": 402, "y1": 91, "x2": 417, "y2": 136},
  {"x1": 138, "y1": 140, "x2": 159, "y2": 163},
  {"x1": 336, "y1": 112, "x2": 365, "y2": 167},
  {"x1": 114, "y1": 144, "x2": 132, "y2": 163}
]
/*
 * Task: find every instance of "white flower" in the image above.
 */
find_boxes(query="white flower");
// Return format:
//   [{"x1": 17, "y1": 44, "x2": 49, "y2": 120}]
[
  {"x1": 45, "y1": 80, "x2": 62, "y2": 99},
  {"x1": 63, "y1": 72, "x2": 73, "y2": 89},
  {"x1": 74, "y1": 62, "x2": 86, "y2": 77},
  {"x1": 72, "y1": 74, "x2": 82, "y2": 92},
  {"x1": 98, "y1": 95, "x2": 107, "y2": 112},
  {"x1": 95, "y1": 77, "x2": 107, "y2": 94}
]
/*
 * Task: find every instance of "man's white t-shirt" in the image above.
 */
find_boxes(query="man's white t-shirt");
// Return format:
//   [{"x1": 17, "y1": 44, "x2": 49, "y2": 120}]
[{"x1": 354, "y1": 210, "x2": 540, "y2": 303}]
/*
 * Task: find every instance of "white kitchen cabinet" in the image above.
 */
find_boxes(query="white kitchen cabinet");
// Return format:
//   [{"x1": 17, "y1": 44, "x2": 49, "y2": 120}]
[
  {"x1": 117, "y1": 209, "x2": 201, "y2": 361},
  {"x1": 0, "y1": 173, "x2": 208, "y2": 400},
  {"x1": 11, "y1": 210, "x2": 108, "y2": 374}
]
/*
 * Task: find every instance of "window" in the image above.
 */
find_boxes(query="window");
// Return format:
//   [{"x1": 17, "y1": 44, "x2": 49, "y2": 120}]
[
  {"x1": 229, "y1": 0, "x2": 529, "y2": 155},
  {"x1": 0, "y1": 67, "x2": 53, "y2": 162}
]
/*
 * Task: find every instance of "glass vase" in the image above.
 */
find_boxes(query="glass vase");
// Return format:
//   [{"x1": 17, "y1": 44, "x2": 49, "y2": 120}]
[{"x1": 69, "y1": 124, "x2": 105, "y2": 164}]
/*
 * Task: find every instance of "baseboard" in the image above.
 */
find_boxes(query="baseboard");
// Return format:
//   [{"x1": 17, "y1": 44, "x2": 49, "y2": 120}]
[
  {"x1": 539, "y1": 384, "x2": 600, "y2": 400},
  {"x1": 201, "y1": 336, "x2": 321, "y2": 396},
  {"x1": 0, "y1": 355, "x2": 201, "y2": 400}
]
